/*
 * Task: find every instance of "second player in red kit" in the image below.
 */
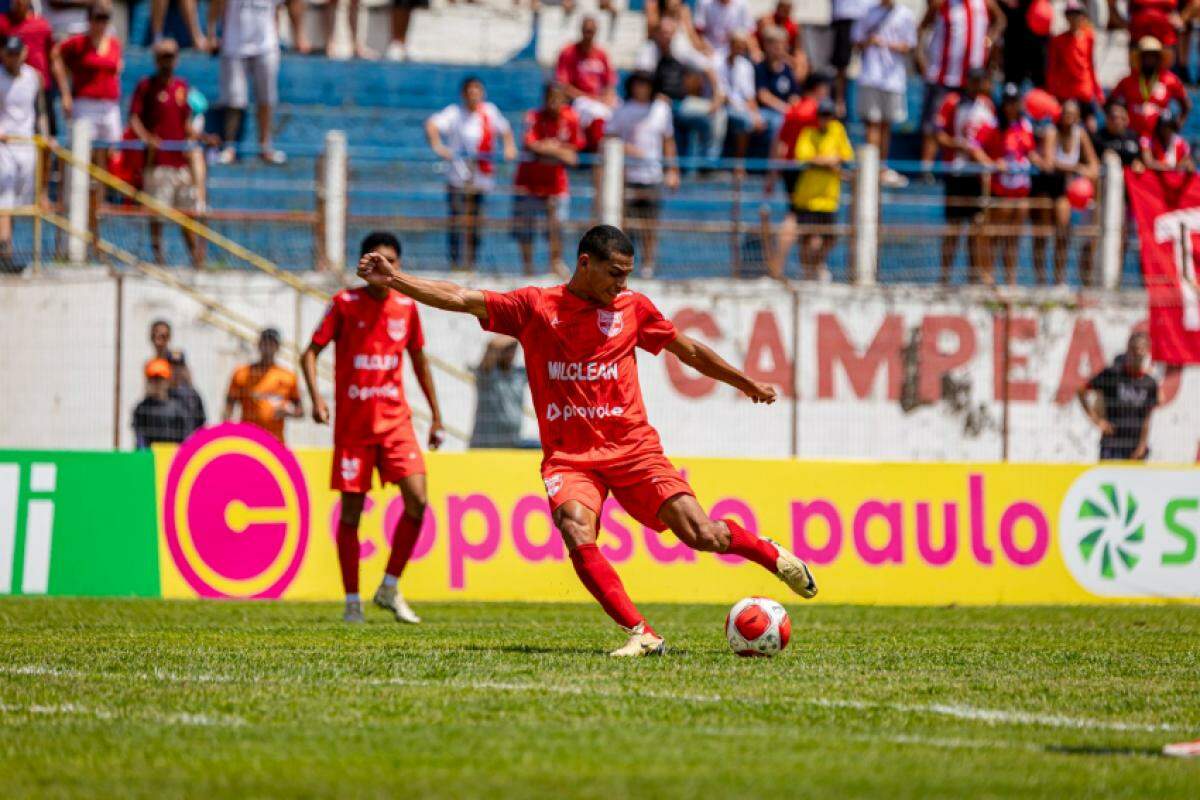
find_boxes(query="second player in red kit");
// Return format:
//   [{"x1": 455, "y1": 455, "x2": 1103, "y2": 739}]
[
  {"x1": 355, "y1": 225, "x2": 818, "y2": 656},
  {"x1": 302, "y1": 232, "x2": 445, "y2": 625}
]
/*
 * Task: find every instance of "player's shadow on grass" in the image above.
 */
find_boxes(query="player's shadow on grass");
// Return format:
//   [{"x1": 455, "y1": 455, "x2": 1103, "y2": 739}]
[
  {"x1": 1044, "y1": 745, "x2": 1167, "y2": 758},
  {"x1": 455, "y1": 643, "x2": 695, "y2": 657}
]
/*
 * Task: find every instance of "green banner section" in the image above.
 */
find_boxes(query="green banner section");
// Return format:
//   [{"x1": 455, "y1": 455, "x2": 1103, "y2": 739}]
[{"x1": 0, "y1": 450, "x2": 159, "y2": 598}]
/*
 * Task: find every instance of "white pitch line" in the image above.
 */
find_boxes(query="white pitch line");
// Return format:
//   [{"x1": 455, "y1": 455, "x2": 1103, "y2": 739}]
[
  {"x1": 0, "y1": 700, "x2": 245, "y2": 727},
  {"x1": 0, "y1": 664, "x2": 1182, "y2": 734}
]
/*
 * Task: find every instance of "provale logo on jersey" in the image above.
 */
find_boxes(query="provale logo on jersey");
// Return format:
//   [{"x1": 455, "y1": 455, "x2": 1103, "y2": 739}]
[{"x1": 1058, "y1": 468, "x2": 1200, "y2": 597}]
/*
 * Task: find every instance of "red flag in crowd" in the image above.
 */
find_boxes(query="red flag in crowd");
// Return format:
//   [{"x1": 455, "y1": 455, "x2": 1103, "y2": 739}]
[{"x1": 1125, "y1": 168, "x2": 1200, "y2": 365}]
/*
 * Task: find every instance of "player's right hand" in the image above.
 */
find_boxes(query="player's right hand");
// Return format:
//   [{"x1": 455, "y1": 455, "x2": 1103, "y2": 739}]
[
  {"x1": 1096, "y1": 418, "x2": 1115, "y2": 436},
  {"x1": 356, "y1": 252, "x2": 398, "y2": 286},
  {"x1": 312, "y1": 398, "x2": 330, "y2": 425}
]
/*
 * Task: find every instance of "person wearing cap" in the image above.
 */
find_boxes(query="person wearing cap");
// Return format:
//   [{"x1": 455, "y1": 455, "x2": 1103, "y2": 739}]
[
  {"x1": 147, "y1": 318, "x2": 206, "y2": 436},
  {"x1": 223, "y1": 327, "x2": 303, "y2": 443},
  {"x1": 932, "y1": 67, "x2": 996, "y2": 284},
  {"x1": 1107, "y1": 0, "x2": 1185, "y2": 69},
  {"x1": 770, "y1": 97, "x2": 853, "y2": 281},
  {"x1": 606, "y1": 70, "x2": 679, "y2": 277},
  {"x1": 0, "y1": 0, "x2": 53, "y2": 135},
  {"x1": 853, "y1": 0, "x2": 918, "y2": 189},
  {"x1": 1110, "y1": 36, "x2": 1191, "y2": 138},
  {"x1": 132, "y1": 358, "x2": 193, "y2": 448},
  {"x1": 1045, "y1": 2, "x2": 1104, "y2": 130},
  {"x1": 129, "y1": 38, "x2": 204, "y2": 269},
  {"x1": 0, "y1": 35, "x2": 47, "y2": 272}
]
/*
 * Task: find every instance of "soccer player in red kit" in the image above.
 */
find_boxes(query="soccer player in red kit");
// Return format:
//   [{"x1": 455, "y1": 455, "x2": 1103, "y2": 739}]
[
  {"x1": 301, "y1": 231, "x2": 445, "y2": 624},
  {"x1": 356, "y1": 225, "x2": 817, "y2": 656}
]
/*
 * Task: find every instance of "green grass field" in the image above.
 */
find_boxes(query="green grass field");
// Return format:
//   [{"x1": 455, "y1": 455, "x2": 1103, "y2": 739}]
[{"x1": 1, "y1": 599, "x2": 1198, "y2": 799}]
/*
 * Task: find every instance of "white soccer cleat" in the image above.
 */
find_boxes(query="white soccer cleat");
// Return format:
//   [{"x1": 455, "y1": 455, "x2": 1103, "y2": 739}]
[
  {"x1": 768, "y1": 539, "x2": 818, "y2": 599},
  {"x1": 609, "y1": 622, "x2": 666, "y2": 658},
  {"x1": 373, "y1": 584, "x2": 421, "y2": 624},
  {"x1": 343, "y1": 599, "x2": 365, "y2": 624}
]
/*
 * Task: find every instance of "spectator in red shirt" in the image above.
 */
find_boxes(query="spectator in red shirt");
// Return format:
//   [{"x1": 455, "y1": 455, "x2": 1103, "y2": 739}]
[
  {"x1": 1046, "y1": 2, "x2": 1103, "y2": 129},
  {"x1": 512, "y1": 83, "x2": 583, "y2": 277},
  {"x1": 130, "y1": 39, "x2": 204, "y2": 269},
  {"x1": 983, "y1": 84, "x2": 1043, "y2": 285},
  {"x1": 755, "y1": 1, "x2": 808, "y2": 79},
  {"x1": 51, "y1": 0, "x2": 122, "y2": 248},
  {"x1": 0, "y1": 0, "x2": 54, "y2": 132},
  {"x1": 556, "y1": 15, "x2": 617, "y2": 152},
  {"x1": 1109, "y1": 36, "x2": 1190, "y2": 138},
  {"x1": 1141, "y1": 108, "x2": 1194, "y2": 170},
  {"x1": 1107, "y1": 0, "x2": 1183, "y2": 64}
]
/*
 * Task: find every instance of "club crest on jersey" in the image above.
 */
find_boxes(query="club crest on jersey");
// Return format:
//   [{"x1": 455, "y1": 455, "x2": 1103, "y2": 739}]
[
  {"x1": 544, "y1": 475, "x2": 564, "y2": 497},
  {"x1": 387, "y1": 317, "x2": 407, "y2": 342},
  {"x1": 597, "y1": 309, "x2": 623, "y2": 337},
  {"x1": 340, "y1": 457, "x2": 361, "y2": 481}
]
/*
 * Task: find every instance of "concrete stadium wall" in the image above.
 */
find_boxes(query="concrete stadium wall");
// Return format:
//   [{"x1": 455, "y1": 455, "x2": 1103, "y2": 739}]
[{"x1": 1, "y1": 269, "x2": 1198, "y2": 462}]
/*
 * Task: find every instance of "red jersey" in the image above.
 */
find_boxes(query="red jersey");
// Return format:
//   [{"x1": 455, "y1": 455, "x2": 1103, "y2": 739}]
[
  {"x1": 555, "y1": 42, "x2": 615, "y2": 98},
  {"x1": 479, "y1": 285, "x2": 678, "y2": 466},
  {"x1": 311, "y1": 288, "x2": 425, "y2": 445},
  {"x1": 777, "y1": 96, "x2": 818, "y2": 153},
  {"x1": 1129, "y1": 0, "x2": 1179, "y2": 47},
  {"x1": 935, "y1": 92, "x2": 997, "y2": 165},
  {"x1": 514, "y1": 107, "x2": 583, "y2": 197},
  {"x1": 0, "y1": 13, "x2": 52, "y2": 88},
  {"x1": 1045, "y1": 28, "x2": 1102, "y2": 104},
  {"x1": 1110, "y1": 70, "x2": 1187, "y2": 138},
  {"x1": 984, "y1": 119, "x2": 1036, "y2": 197},
  {"x1": 59, "y1": 34, "x2": 122, "y2": 101},
  {"x1": 1143, "y1": 132, "x2": 1191, "y2": 167},
  {"x1": 129, "y1": 76, "x2": 191, "y2": 168}
]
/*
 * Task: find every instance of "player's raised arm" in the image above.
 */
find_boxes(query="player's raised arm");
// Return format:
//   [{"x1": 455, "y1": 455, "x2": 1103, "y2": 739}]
[
  {"x1": 664, "y1": 333, "x2": 778, "y2": 404},
  {"x1": 357, "y1": 252, "x2": 489, "y2": 320}
]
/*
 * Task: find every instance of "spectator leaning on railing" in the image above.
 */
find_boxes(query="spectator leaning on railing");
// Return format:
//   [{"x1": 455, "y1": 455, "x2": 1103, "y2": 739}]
[
  {"x1": 607, "y1": 70, "x2": 679, "y2": 277},
  {"x1": 981, "y1": 83, "x2": 1040, "y2": 286},
  {"x1": 771, "y1": 98, "x2": 853, "y2": 281},
  {"x1": 917, "y1": 0, "x2": 1004, "y2": 182},
  {"x1": 130, "y1": 38, "x2": 205, "y2": 269},
  {"x1": 208, "y1": 0, "x2": 286, "y2": 165},
  {"x1": 1092, "y1": 97, "x2": 1142, "y2": 167},
  {"x1": 1077, "y1": 331, "x2": 1158, "y2": 461},
  {"x1": 767, "y1": 71, "x2": 830, "y2": 205},
  {"x1": 1141, "y1": 108, "x2": 1194, "y2": 171},
  {"x1": 0, "y1": 36, "x2": 45, "y2": 273},
  {"x1": 223, "y1": 327, "x2": 303, "y2": 443},
  {"x1": 1032, "y1": 98, "x2": 1099, "y2": 286},
  {"x1": 512, "y1": 82, "x2": 582, "y2": 278},
  {"x1": 426, "y1": 76, "x2": 517, "y2": 271},
  {"x1": 933, "y1": 67, "x2": 995, "y2": 284},
  {"x1": 852, "y1": 0, "x2": 917, "y2": 189}
]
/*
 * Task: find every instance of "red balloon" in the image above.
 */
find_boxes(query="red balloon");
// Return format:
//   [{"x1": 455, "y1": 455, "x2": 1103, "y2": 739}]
[
  {"x1": 1023, "y1": 87, "x2": 1062, "y2": 123},
  {"x1": 1026, "y1": 0, "x2": 1054, "y2": 37},
  {"x1": 1067, "y1": 176, "x2": 1095, "y2": 210}
]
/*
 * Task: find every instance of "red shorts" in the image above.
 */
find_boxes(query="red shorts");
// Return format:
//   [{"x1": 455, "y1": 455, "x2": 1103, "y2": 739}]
[
  {"x1": 541, "y1": 451, "x2": 694, "y2": 532},
  {"x1": 332, "y1": 434, "x2": 425, "y2": 493},
  {"x1": 1131, "y1": 11, "x2": 1178, "y2": 48}
]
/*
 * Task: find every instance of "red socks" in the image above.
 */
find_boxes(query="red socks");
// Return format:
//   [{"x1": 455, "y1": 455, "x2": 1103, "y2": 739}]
[
  {"x1": 385, "y1": 513, "x2": 423, "y2": 580},
  {"x1": 569, "y1": 543, "x2": 648, "y2": 631},
  {"x1": 723, "y1": 518, "x2": 780, "y2": 573},
  {"x1": 335, "y1": 521, "x2": 360, "y2": 595}
]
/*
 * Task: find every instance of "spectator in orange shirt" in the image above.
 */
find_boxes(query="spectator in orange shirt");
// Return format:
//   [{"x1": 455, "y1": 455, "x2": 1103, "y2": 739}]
[
  {"x1": 1045, "y1": 2, "x2": 1103, "y2": 130},
  {"x1": 223, "y1": 327, "x2": 303, "y2": 442}
]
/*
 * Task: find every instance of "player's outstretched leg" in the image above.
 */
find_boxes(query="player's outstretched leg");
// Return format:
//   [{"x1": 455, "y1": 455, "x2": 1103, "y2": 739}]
[
  {"x1": 658, "y1": 495, "x2": 818, "y2": 599},
  {"x1": 337, "y1": 493, "x2": 366, "y2": 623},
  {"x1": 373, "y1": 475, "x2": 426, "y2": 624},
  {"x1": 555, "y1": 502, "x2": 666, "y2": 657}
]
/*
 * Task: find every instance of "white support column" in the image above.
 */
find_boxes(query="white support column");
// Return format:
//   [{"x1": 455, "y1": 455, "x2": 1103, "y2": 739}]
[
  {"x1": 323, "y1": 130, "x2": 348, "y2": 272},
  {"x1": 853, "y1": 143, "x2": 880, "y2": 285},
  {"x1": 1100, "y1": 151, "x2": 1125, "y2": 290},
  {"x1": 599, "y1": 135, "x2": 624, "y2": 227},
  {"x1": 67, "y1": 118, "x2": 93, "y2": 264}
]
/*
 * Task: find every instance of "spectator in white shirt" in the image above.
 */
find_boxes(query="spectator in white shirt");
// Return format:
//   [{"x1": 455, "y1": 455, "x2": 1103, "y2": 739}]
[
  {"x1": 854, "y1": 0, "x2": 917, "y2": 188},
  {"x1": 44, "y1": 0, "x2": 90, "y2": 39},
  {"x1": 0, "y1": 36, "x2": 45, "y2": 270},
  {"x1": 425, "y1": 76, "x2": 517, "y2": 270},
  {"x1": 694, "y1": 0, "x2": 759, "y2": 61},
  {"x1": 607, "y1": 71, "x2": 680, "y2": 276},
  {"x1": 718, "y1": 32, "x2": 763, "y2": 170},
  {"x1": 208, "y1": 0, "x2": 285, "y2": 165},
  {"x1": 831, "y1": 0, "x2": 870, "y2": 117}
]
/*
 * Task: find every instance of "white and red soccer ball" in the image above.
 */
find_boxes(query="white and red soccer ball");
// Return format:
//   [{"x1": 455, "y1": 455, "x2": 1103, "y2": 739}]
[{"x1": 725, "y1": 597, "x2": 791, "y2": 657}]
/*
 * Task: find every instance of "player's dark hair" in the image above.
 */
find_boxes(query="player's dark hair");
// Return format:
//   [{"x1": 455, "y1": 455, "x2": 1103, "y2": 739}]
[
  {"x1": 359, "y1": 231, "x2": 402, "y2": 258},
  {"x1": 461, "y1": 75, "x2": 483, "y2": 93},
  {"x1": 150, "y1": 319, "x2": 171, "y2": 333},
  {"x1": 623, "y1": 70, "x2": 654, "y2": 100},
  {"x1": 578, "y1": 225, "x2": 635, "y2": 262}
]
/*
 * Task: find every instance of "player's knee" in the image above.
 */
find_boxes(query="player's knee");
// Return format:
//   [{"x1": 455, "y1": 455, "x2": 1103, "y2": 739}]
[
  {"x1": 555, "y1": 509, "x2": 596, "y2": 550},
  {"x1": 338, "y1": 501, "x2": 364, "y2": 528},
  {"x1": 403, "y1": 495, "x2": 427, "y2": 521}
]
